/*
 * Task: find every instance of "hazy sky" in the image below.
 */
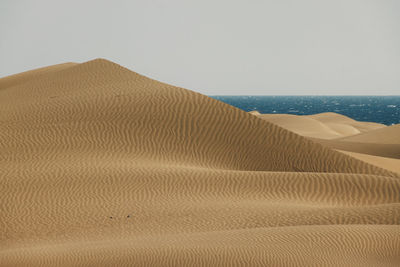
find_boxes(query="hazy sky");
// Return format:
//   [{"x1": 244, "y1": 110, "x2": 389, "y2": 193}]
[{"x1": 1, "y1": 0, "x2": 399, "y2": 95}]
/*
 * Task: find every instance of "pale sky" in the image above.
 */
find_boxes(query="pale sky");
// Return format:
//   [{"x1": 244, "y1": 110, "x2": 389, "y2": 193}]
[{"x1": 1, "y1": 0, "x2": 399, "y2": 95}]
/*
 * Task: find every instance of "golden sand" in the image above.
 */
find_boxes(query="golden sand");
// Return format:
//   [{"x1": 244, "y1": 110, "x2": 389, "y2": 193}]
[{"x1": 1, "y1": 59, "x2": 399, "y2": 266}]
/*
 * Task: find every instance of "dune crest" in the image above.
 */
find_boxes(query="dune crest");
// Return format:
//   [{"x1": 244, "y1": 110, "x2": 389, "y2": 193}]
[
  {"x1": 1, "y1": 59, "x2": 399, "y2": 266},
  {"x1": 0, "y1": 62, "x2": 77, "y2": 90},
  {"x1": 255, "y1": 111, "x2": 400, "y2": 172},
  {"x1": 254, "y1": 112, "x2": 386, "y2": 140},
  {"x1": 338, "y1": 124, "x2": 400, "y2": 144}
]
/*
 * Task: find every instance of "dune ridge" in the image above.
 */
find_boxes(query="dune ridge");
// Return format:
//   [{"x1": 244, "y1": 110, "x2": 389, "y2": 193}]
[
  {"x1": 255, "y1": 111, "x2": 400, "y2": 172},
  {"x1": 1, "y1": 59, "x2": 399, "y2": 266},
  {"x1": 338, "y1": 124, "x2": 400, "y2": 144},
  {"x1": 253, "y1": 112, "x2": 386, "y2": 140},
  {"x1": 0, "y1": 63, "x2": 77, "y2": 90},
  {"x1": 338, "y1": 150, "x2": 400, "y2": 174}
]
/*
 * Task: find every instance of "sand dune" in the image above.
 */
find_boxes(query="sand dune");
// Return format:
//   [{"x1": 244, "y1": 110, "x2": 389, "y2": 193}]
[
  {"x1": 0, "y1": 63, "x2": 77, "y2": 90},
  {"x1": 308, "y1": 112, "x2": 386, "y2": 134},
  {"x1": 254, "y1": 112, "x2": 386, "y2": 140},
  {"x1": 1, "y1": 59, "x2": 399, "y2": 266},
  {"x1": 338, "y1": 150, "x2": 400, "y2": 174},
  {"x1": 255, "y1": 112, "x2": 400, "y2": 169},
  {"x1": 312, "y1": 139, "x2": 400, "y2": 159},
  {"x1": 338, "y1": 124, "x2": 400, "y2": 144}
]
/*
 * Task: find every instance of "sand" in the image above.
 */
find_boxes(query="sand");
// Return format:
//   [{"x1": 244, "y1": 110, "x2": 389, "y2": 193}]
[
  {"x1": 338, "y1": 150, "x2": 400, "y2": 174},
  {"x1": 254, "y1": 113, "x2": 386, "y2": 140},
  {"x1": 338, "y1": 124, "x2": 400, "y2": 144},
  {"x1": 256, "y1": 111, "x2": 400, "y2": 175},
  {"x1": 1, "y1": 59, "x2": 399, "y2": 266}
]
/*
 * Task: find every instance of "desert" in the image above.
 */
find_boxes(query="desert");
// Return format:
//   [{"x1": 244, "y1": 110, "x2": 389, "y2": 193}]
[{"x1": 1, "y1": 59, "x2": 399, "y2": 266}]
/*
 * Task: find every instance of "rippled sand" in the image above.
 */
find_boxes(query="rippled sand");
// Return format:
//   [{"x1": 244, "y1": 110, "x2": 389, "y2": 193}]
[{"x1": 1, "y1": 59, "x2": 399, "y2": 266}]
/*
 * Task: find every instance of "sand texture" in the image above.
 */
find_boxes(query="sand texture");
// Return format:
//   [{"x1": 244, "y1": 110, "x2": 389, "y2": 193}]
[
  {"x1": 1, "y1": 59, "x2": 400, "y2": 266},
  {"x1": 256, "y1": 112, "x2": 400, "y2": 173},
  {"x1": 254, "y1": 113, "x2": 386, "y2": 140}
]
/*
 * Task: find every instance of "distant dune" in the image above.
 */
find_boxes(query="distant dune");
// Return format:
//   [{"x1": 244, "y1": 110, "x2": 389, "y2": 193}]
[
  {"x1": 338, "y1": 124, "x2": 400, "y2": 144},
  {"x1": 254, "y1": 112, "x2": 386, "y2": 139},
  {"x1": 1, "y1": 59, "x2": 399, "y2": 266},
  {"x1": 254, "y1": 111, "x2": 400, "y2": 174}
]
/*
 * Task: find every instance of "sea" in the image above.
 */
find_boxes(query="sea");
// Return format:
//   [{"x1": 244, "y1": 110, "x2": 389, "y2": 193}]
[{"x1": 210, "y1": 96, "x2": 400, "y2": 126}]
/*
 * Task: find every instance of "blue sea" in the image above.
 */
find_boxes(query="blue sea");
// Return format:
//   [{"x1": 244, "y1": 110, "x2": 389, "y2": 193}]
[{"x1": 210, "y1": 96, "x2": 400, "y2": 126}]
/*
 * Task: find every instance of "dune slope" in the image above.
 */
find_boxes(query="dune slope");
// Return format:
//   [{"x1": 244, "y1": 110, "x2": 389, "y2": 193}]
[
  {"x1": 255, "y1": 112, "x2": 400, "y2": 165},
  {"x1": 309, "y1": 112, "x2": 386, "y2": 134},
  {"x1": 0, "y1": 63, "x2": 77, "y2": 90},
  {"x1": 1, "y1": 59, "x2": 399, "y2": 266},
  {"x1": 254, "y1": 112, "x2": 386, "y2": 140},
  {"x1": 338, "y1": 124, "x2": 400, "y2": 144},
  {"x1": 338, "y1": 150, "x2": 400, "y2": 174}
]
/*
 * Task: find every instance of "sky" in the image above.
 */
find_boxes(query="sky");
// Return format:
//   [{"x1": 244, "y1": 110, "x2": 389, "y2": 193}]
[{"x1": 1, "y1": 0, "x2": 399, "y2": 95}]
